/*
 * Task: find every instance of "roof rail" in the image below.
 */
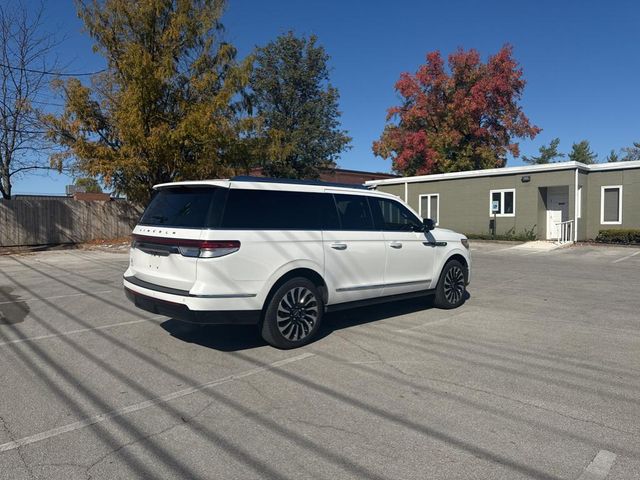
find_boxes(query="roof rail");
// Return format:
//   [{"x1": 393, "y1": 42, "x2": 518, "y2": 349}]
[{"x1": 230, "y1": 175, "x2": 370, "y2": 190}]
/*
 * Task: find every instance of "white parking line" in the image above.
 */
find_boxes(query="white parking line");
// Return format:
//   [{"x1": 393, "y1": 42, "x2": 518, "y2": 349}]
[
  {"x1": 0, "y1": 317, "x2": 162, "y2": 347},
  {"x1": 0, "y1": 352, "x2": 314, "y2": 453},
  {"x1": 394, "y1": 309, "x2": 470, "y2": 333},
  {"x1": 577, "y1": 449, "x2": 616, "y2": 480},
  {"x1": 0, "y1": 290, "x2": 112, "y2": 305},
  {"x1": 486, "y1": 246, "x2": 520, "y2": 254},
  {"x1": 612, "y1": 250, "x2": 640, "y2": 264},
  {"x1": 346, "y1": 360, "x2": 422, "y2": 365},
  {"x1": 522, "y1": 250, "x2": 548, "y2": 256},
  {"x1": 394, "y1": 317, "x2": 453, "y2": 332}
]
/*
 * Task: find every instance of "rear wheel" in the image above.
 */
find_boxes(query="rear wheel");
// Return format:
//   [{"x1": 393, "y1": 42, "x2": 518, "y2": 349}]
[
  {"x1": 434, "y1": 260, "x2": 467, "y2": 309},
  {"x1": 261, "y1": 278, "x2": 323, "y2": 349}
]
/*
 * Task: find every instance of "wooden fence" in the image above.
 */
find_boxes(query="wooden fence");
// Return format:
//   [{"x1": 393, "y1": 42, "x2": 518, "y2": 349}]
[{"x1": 0, "y1": 196, "x2": 142, "y2": 247}]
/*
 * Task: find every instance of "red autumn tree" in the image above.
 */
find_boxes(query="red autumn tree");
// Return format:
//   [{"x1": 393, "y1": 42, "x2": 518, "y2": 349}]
[{"x1": 373, "y1": 45, "x2": 540, "y2": 175}]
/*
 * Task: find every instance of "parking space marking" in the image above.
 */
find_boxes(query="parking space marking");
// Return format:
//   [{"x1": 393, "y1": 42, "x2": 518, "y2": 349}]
[
  {"x1": 346, "y1": 360, "x2": 422, "y2": 365},
  {"x1": 611, "y1": 250, "x2": 640, "y2": 264},
  {"x1": 0, "y1": 317, "x2": 162, "y2": 347},
  {"x1": 485, "y1": 246, "x2": 521, "y2": 254},
  {"x1": 393, "y1": 309, "x2": 470, "y2": 333},
  {"x1": 577, "y1": 450, "x2": 616, "y2": 480},
  {"x1": 394, "y1": 317, "x2": 454, "y2": 332},
  {"x1": 522, "y1": 250, "x2": 548, "y2": 256},
  {"x1": 0, "y1": 352, "x2": 314, "y2": 453},
  {"x1": 0, "y1": 290, "x2": 112, "y2": 306}
]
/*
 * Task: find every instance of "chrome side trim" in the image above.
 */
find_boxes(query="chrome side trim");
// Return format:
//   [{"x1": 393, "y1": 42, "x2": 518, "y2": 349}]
[
  {"x1": 423, "y1": 241, "x2": 448, "y2": 247},
  {"x1": 336, "y1": 283, "x2": 385, "y2": 292},
  {"x1": 336, "y1": 279, "x2": 431, "y2": 292},
  {"x1": 194, "y1": 293, "x2": 257, "y2": 298},
  {"x1": 123, "y1": 276, "x2": 256, "y2": 298}
]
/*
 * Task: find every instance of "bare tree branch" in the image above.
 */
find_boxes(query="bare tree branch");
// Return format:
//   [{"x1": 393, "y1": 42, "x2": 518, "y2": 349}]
[{"x1": 0, "y1": 1, "x2": 59, "y2": 199}]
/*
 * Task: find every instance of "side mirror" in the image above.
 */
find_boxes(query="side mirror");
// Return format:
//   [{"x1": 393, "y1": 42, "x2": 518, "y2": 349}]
[{"x1": 423, "y1": 218, "x2": 436, "y2": 231}]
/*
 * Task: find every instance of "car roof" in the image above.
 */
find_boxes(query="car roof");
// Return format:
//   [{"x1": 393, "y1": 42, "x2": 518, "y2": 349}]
[{"x1": 153, "y1": 177, "x2": 400, "y2": 199}]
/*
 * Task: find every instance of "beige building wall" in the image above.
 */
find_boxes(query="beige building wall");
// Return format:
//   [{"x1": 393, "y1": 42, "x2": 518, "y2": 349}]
[
  {"x1": 374, "y1": 164, "x2": 640, "y2": 241},
  {"x1": 378, "y1": 169, "x2": 577, "y2": 239},
  {"x1": 585, "y1": 169, "x2": 640, "y2": 239}
]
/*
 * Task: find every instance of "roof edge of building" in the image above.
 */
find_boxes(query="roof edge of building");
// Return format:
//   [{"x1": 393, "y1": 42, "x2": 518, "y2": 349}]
[{"x1": 365, "y1": 160, "x2": 640, "y2": 186}]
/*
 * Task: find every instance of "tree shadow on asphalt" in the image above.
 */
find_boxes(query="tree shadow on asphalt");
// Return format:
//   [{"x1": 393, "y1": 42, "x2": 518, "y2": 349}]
[
  {"x1": 160, "y1": 293, "x2": 471, "y2": 352},
  {"x1": 0, "y1": 285, "x2": 30, "y2": 324}
]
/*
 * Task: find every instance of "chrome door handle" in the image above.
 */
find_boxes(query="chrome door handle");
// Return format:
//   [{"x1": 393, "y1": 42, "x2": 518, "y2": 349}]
[
  {"x1": 330, "y1": 242, "x2": 347, "y2": 250},
  {"x1": 389, "y1": 242, "x2": 403, "y2": 249}
]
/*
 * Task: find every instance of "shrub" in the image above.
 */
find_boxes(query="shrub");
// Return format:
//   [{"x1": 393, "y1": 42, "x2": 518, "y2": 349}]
[{"x1": 595, "y1": 229, "x2": 640, "y2": 245}]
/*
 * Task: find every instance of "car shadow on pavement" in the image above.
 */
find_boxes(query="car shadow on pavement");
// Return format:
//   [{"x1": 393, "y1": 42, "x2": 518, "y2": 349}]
[{"x1": 160, "y1": 292, "x2": 470, "y2": 352}]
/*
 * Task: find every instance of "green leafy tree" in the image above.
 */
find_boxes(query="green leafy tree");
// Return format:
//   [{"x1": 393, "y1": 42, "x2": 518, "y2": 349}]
[
  {"x1": 74, "y1": 177, "x2": 102, "y2": 193},
  {"x1": 568, "y1": 140, "x2": 597, "y2": 164},
  {"x1": 250, "y1": 32, "x2": 351, "y2": 178},
  {"x1": 621, "y1": 142, "x2": 640, "y2": 162},
  {"x1": 606, "y1": 149, "x2": 620, "y2": 163},
  {"x1": 522, "y1": 138, "x2": 564, "y2": 165},
  {"x1": 44, "y1": 0, "x2": 253, "y2": 204}
]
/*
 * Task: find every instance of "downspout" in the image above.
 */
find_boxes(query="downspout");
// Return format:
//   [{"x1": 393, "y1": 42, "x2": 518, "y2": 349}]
[
  {"x1": 574, "y1": 167, "x2": 579, "y2": 242},
  {"x1": 404, "y1": 181, "x2": 408, "y2": 203}
]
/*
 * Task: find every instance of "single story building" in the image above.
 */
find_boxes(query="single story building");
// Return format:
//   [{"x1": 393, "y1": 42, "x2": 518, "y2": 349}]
[
  {"x1": 250, "y1": 167, "x2": 398, "y2": 185},
  {"x1": 366, "y1": 161, "x2": 640, "y2": 242}
]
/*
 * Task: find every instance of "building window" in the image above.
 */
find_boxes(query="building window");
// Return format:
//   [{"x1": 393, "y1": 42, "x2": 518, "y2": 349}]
[
  {"x1": 489, "y1": 189, "x2": 515, "y2": 217},
  {"x1": 601, "y1": 186, "x2": 622, "y2": 224},
  {"x1": 419, "y1": 194, "x2": 439, "y2": 225}
]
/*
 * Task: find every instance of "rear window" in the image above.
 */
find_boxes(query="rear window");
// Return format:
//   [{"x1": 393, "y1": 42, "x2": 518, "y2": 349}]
[
  {"x1": 139, "y1": 187, "x2": 227, "y2": 228},
  {"x1": 221, "y1": 189, "x2": 338, "y2": 230}
]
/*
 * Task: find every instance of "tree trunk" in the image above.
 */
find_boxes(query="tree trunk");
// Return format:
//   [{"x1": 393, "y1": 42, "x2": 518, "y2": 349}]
[{"x1": 1, "y1": 177, "x2": 10, "y2": 199}]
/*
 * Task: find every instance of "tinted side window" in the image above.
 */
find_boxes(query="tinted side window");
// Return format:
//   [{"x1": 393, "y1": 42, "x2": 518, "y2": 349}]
[
  {"x1": 139, "y1": 187, "x2": 225, "y2": 228},
  {"x1": 333, "y1": 194, "x2": 374, "y2": 231},
  {"x1": 221, "y1": 189, "x2": 336, "y2": 230},
  {"x1": 369, "y1": 197, "x2": 422, "y2": 232}
]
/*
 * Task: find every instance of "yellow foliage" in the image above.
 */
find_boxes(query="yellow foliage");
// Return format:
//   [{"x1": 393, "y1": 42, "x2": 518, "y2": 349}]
[{"x1": 43, "y1": 0, "x2": 255, "y2": 204}]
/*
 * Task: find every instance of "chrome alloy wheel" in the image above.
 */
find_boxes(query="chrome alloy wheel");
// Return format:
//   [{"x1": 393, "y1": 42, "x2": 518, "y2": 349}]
[
  {"x1": 443, "y1": 265, "x2": 465, "y2": 305},
  {"x1": 276, "y1": 287, "x2": 319, "y2": 341}
]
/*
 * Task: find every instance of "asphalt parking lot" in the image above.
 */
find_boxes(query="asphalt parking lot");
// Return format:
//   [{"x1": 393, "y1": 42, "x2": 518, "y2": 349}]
[{"x1": 0, "y1": 242, "x2": 639, "y2": 480}]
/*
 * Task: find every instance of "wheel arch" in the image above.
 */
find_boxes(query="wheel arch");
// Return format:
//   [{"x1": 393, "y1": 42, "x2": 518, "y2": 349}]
[
  {"x1": 261, "y1": 267, "x2": 328, "y2": 313},
  {"x1": 434, "y1": 251, "x2": 469, "y2": 285}
]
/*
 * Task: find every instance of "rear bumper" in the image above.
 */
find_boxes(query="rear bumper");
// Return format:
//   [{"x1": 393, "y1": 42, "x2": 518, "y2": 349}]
[{"x1": 123, "y1": 279, "x2": 261, "y2": 325}]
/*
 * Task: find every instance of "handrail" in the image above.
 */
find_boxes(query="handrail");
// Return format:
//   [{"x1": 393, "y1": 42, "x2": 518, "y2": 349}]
[{"x1": 554, "y1": 220, "x2": 574, "y2": 244}]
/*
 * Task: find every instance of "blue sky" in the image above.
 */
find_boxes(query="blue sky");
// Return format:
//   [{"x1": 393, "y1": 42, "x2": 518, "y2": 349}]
[{"x1": 13, "y1": 0, "x2": 640, "y2": 194}]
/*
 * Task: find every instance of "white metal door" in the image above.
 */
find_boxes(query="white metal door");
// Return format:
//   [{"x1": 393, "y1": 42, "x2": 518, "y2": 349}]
[{"x1": 546, "y1": 187, "x2": 569, "y2": 240}]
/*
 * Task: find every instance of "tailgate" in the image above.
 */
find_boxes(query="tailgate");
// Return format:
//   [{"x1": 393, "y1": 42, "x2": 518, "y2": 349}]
[
  {"x1": 128, "y1": 185, "x2": 227, "y2": 292},
  {"x1": 129, "y1": 228, "x2": 201, "y2": 291}
]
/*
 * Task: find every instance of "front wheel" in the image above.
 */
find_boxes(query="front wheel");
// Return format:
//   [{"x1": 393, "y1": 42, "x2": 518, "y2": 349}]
[
  {"x1": 261, "y1": 278, "x2": 323, "y2": 349},
  {"x1": 434, "y1": 260, "x2": 467, "y2": 309}
]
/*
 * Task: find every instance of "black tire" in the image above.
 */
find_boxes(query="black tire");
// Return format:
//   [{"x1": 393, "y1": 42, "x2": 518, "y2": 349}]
[
  {"x1": 434, "y1": 259, "x2": 467, "y2": 309},
  {"x1": 261, "y1": 277, "x2": 323, "y2": 349}
]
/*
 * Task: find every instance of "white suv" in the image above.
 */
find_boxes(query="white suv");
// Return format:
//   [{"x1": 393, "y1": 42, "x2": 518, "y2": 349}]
[{"x1": 124, "y1": 177, "x2": 471, "y2": 348}]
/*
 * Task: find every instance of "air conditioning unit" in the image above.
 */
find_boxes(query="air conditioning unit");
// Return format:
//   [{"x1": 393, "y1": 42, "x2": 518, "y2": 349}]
[{"x1": 65, "y1": 185, "x2": 86, "y2": 195}]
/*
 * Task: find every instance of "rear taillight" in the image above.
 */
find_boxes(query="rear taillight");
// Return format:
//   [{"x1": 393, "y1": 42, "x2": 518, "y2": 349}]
[
  {"x1": 179, "y1": 241, "x2": 241, "y2": 258},
  {"x1": 131, "y1": 235, "x2": 240, "y2": 258}
]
